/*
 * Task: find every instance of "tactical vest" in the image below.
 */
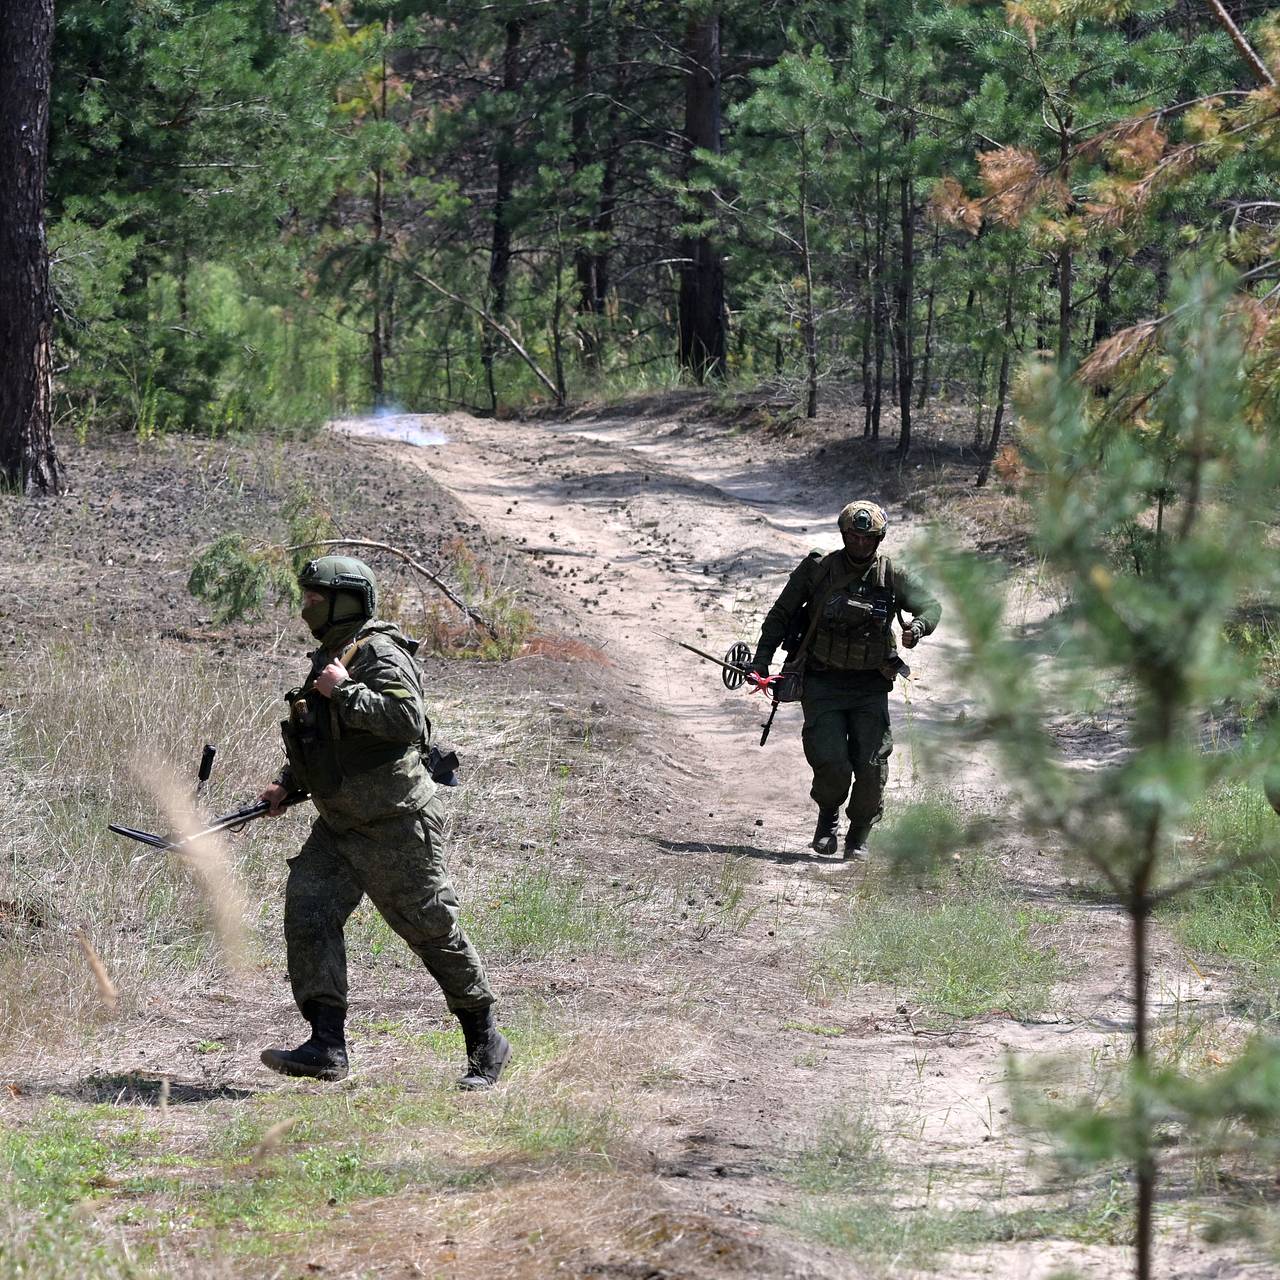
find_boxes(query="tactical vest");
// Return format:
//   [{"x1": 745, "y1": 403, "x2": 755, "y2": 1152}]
[
  {"x1": 280, "y1": 635, "x2": 420, "y2": 798},
  {"x1": 808, "y1": 554, "x2": 898, "y2": 672}
]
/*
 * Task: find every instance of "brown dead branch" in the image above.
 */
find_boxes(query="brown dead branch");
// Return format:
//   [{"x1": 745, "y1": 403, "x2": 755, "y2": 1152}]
[
  {"x1": 401, "y1": 266, "x2": 563, "y2": 406},
  {"x1": 1205, "y1": 0, "x2": 1276, "y2": 88},
  {"x1": 283, "y1": 538, "x2": 499, "y2": 638},
  {"x1": 1077, "y1": 321, "x2": 1162, "y2": 388}
]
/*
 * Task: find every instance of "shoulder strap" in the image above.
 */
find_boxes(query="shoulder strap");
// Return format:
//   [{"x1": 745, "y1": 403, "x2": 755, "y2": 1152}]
[
  {"x1": 338, "y1": 634, "x2": 374, "y2": 668},
  {"x1": 882, "y1": 555, "x2": 909, "y2": 630}
]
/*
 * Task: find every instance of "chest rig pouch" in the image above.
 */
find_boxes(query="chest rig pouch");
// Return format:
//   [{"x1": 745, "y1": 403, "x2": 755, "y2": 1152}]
[
  {"x1": 279, "y1": 637, "x2": 409, "y2": 797},
  {"x1": 810, "y1": 557, "x2": 898, "y2": 671},
  {"x1": 821, "y1": 583, "x2": 892, "y2": 634}
]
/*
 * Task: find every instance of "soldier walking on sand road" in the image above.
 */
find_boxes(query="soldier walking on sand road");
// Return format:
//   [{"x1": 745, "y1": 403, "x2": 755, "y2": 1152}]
[
  {"x1": 257, "y1": 555, "x2": 510, "y2": 1090},
  {"x1": 750, "y1": 501, "x2": 941, "y2": 860}
]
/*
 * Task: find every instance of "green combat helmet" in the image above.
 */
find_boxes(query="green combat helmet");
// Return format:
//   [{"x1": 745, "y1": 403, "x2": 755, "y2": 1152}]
[
  {"x1": 298, "y1": 555, "x2": 378, "y2": 636},
  {"x1": 837, "y1": 500, "x2": 888, "y2": 542}
]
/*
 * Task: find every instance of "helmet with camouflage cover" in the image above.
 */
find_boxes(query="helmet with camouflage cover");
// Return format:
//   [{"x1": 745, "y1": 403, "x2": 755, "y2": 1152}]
[
  {"x1": 837, "y1": 500, "x2": 888, "y2": 541},
  {"x1": 298, "y1": 555, "x2": 378, "y2": 628}
]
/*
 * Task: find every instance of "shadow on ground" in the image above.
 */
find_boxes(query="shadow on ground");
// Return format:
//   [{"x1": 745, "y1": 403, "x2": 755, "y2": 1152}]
[{"x1": 23, "y1": 1072, "x2": 258, "y2": 1106}]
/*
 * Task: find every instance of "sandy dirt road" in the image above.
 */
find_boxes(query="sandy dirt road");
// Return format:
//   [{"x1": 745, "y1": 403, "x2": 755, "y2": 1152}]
[{"x1": 335, "y1": 407, "x2": 1256, "y2": 1279}]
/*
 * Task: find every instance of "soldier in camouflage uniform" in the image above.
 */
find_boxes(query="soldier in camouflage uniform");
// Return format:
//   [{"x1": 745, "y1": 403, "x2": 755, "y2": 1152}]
[
  {"x1": 258, "y1": 555, "x2": 510, "y2": 1089},
  {"x1": 751, "y1": 501, "x2": 941, "y2": 859}
]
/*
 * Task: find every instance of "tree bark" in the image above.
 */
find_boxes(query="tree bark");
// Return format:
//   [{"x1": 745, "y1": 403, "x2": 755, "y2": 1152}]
[
  {"x1": 370, "y1": 18, "x2": 390, "y2": 408},
  {"x1": 482, "y1": 16, "x2": 524, "y2": 413},
  {"x1": 860, "y1": 232, "x2": 873, "y2": 435},
  {"x1": 799, "y1": 129, "x2": 818, "y2": 419},
  {"x1": 977, "y1": 267, "x2": 1015, "y2": 487},
  {"x1": 915, "y1": 228, "x2": 939, "y2": 411},
  {"x1": 1056, "y1": 122, "x2": 1074, "y2": 365},
  {"x1": 870, "y1": 164, "x2": 887, "y2": 439},
  {"x1": 570, "y1": 0, "x2": 598, "y2": 362},
  {"x1": 677, "y1": 12, "x2": 726, "y2": 382},
  {"x1": 0, "y1": 0, "x2": 60, "y2": 493},
  {"x1": 894, "y1": 154, "x2": 915, "y2": 457}
]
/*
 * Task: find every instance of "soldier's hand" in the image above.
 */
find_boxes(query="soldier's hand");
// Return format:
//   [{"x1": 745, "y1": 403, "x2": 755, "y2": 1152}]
[
  {"x1": 259, "y1": 783, "x2": 290, "y2": 817},
  {"x1": 749, "y1": 658, "x2": 771, "y2": 677},
  {"x1": 313, "y1": 660, "x2": 349, "y2": 697},
  {"x1": 900, "y1": 620, "x2": 926, "y2": 649}
]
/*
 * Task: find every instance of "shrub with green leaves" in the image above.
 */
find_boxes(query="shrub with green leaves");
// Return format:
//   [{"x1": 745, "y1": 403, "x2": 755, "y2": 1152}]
[{"x1": 923, "y1": 274, "x2": 1280, "y2": 1276}]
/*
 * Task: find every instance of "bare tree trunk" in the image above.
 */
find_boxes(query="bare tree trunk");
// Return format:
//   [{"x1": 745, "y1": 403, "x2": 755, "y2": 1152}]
[
  {"x1": 1057, "y1": 243, "x2": 1073, "y2": 365},
  {"x1": 571, "y1": 0, "x2": 597, "y2": 363},
  {"x1": 915, "y1": 228, "x2": 939, "y2": 411},
  {"x1": 971, "y1": 351, "x2": 988, "y2": 449},
  {"x1": 483, "y1": 16, "x2": 523, "y2": 413},
  {"x1": 677, "y1": 11, "x2": 726, "y2": 381},
  {"x1": 894, "y1": 152, "x2": 915, "y2": 457},
  {"x1": 370, "y1": 21, "x2": 389, "y2": 408},
  {"x1": 1056, "y1": 124, "x2": 1073, "y2": 365},
  {"x1": 871, "y1": 165, "x2": 887, "y2": 439},
  {"x1": 976, "y1": 270, "x2": 1015, "y2": 487},
  {"x1": 861, "y1": 230, "x2": 873, "y2": 435},
  {"x1": 0, "y1": 0, "x2": 60, "y2": 493},
  {"x1": 552, "y1": 224, "x2": 567, "y2": 404},
  {"x1": 799, "y1": 129, "x2": 818, "y2": 418}
]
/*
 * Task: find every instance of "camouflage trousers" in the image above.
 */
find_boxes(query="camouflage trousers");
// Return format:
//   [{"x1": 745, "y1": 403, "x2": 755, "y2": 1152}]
[
  {"x1": 801, "y1": 679, "x2": 893, "y2": 836},
  {"x1": 284, "y1": 793, "x2": 494, "y2": 1016}
]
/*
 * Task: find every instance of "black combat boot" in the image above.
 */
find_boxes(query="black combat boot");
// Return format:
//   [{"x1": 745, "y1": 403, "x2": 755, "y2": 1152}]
[
  {"x1": 455, "y1": 1007, "x2": 512, "y2": 1091},
  {"x1": 844, "y1": 823, "x2": 872, "y2": 861},
  {"x1": 811, "y1": 809, "x2": 839, "y2": 857},
  {"x1": 260, "y1": 1002, "x2": 349, "y2": 1081}
]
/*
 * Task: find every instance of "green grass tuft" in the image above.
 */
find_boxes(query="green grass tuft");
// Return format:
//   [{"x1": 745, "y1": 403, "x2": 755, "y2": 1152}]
[
  {"x1": 812, "y1": 860, "x2": 1066, "y2": 1021},
  {"x1": 466, "y1": 863, "x2": 633, "y2": 961},
  {"x1": 1166, "y1": 780, "x2": 1280, "y2": 1016},
  {"x1": 786, "y1": 1109, "x2": 889, "y2": 1193}
]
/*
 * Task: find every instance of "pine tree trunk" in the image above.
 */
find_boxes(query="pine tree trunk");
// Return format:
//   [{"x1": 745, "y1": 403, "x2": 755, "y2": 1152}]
[
  {"x1": 894, "y1": 156, "x2": 915, "y2": 457},
  {"x1": 1093, "y1": 245, "x2": 1114, "y2": 345},
  {"x1": 571, "y1": 0, "x2": 598, "y2": 364},
  {"x1": 800, "y1": 130, "x2": 818, "y2": 418},
  {"x1": 677, "y1": 12, "x2": 726, "y2": 382},
  {"x1": 870, "y1": 166, "x2": 887, "y2": 439},
  {"x1": 971, "y1": 351, "x2": 988, "y2": 450},
  {"x1": 483, "y1": 16, "x2": 523, "y2": 413},
  {"x1": 370, "y1": 18, "x2": 390, "y2": 408},
  {"x1": 1056, "y1": 122, "x2": 1074, "y2": 365},
  {"x1": 861, "y1": 229, "x2": 873, "y2": 436},
  {"x1": 915, "y1": 228, "x2": 939, "y2": 411},
  {"x1": 371, "y1": 162, "x2": 386, "y2": 406},
  {"x1": 0, "y1": 0, "x2": 60, "y2": 493},
  {"x1": 1057, "y1": 242, "x2": 1073, "y2": 365},
  {"x1": 976, "y1": 271, "x2": 1015, "y2": 487}
]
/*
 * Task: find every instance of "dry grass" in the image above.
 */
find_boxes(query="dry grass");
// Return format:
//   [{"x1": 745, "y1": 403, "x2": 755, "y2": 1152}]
[{"x1": 0, "y1": 643, "x2": 296, "y2": 1044}]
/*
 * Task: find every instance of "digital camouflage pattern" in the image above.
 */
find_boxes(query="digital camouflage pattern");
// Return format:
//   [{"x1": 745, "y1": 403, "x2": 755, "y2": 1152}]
[
  {"x1": 279, "y1": 621, "x2": 436, "y2": 826},
  {"x1": 284, "y1": 793, "x2": 493, "y2": 1014},
  {"x1": 278, "y1": 617, "x2": 494, "y2": 1015}
]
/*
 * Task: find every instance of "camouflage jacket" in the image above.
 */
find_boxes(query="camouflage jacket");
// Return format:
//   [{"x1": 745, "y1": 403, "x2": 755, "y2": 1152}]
[
  {"x1": 278, "y1": 619, "x2": 435, "y2": 830},
  {"x1": 754, "y1": 550, "x2": 942, "y2": 671}
]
